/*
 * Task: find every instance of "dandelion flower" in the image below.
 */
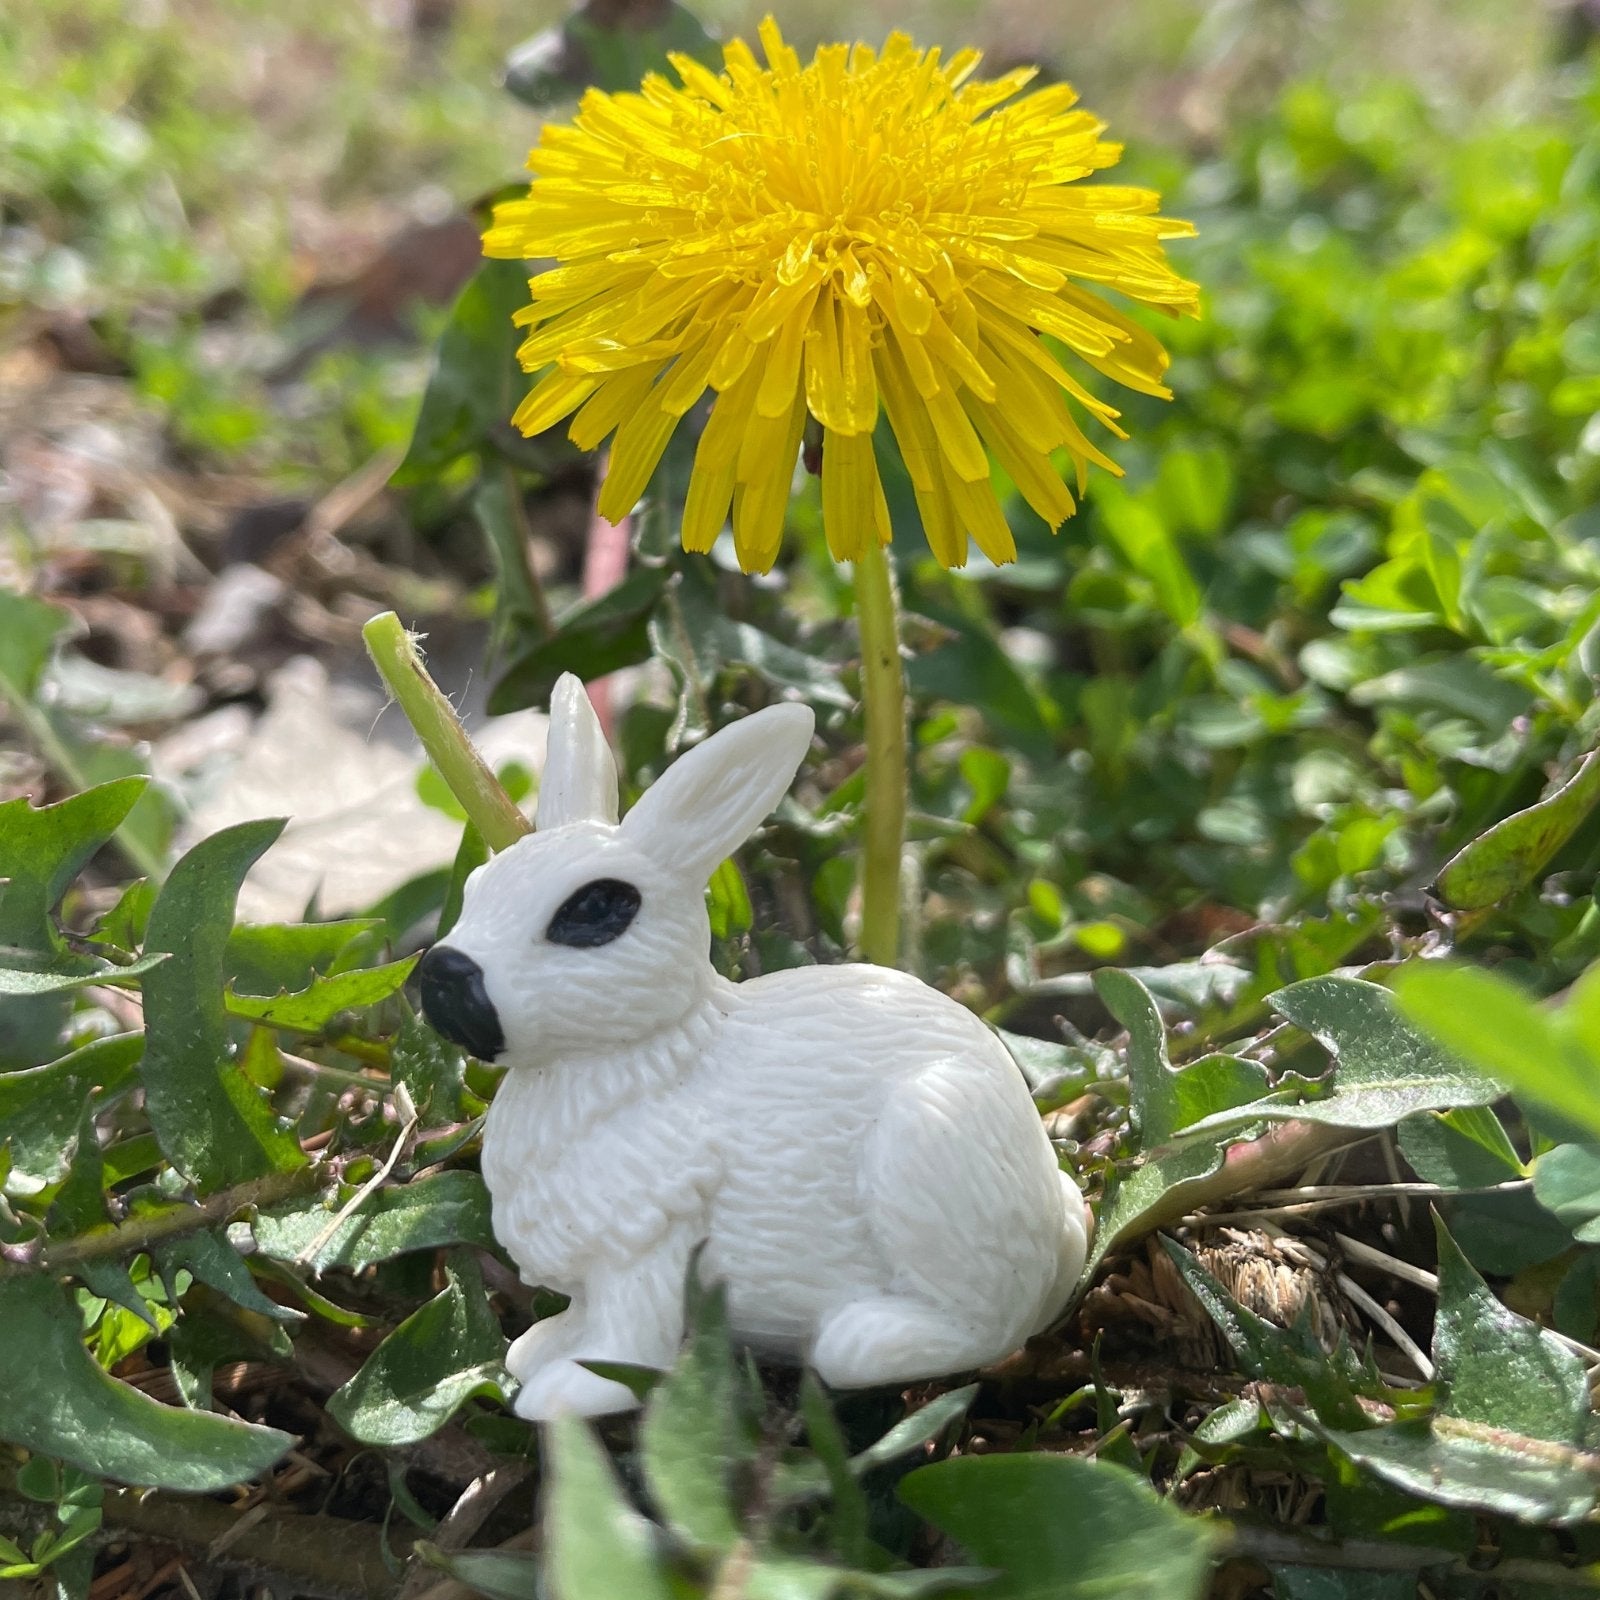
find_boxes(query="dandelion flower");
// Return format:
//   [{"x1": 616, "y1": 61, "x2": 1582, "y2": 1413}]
[{"x1": 484, "y1": 18, "x2": 1198, "y2": 572}]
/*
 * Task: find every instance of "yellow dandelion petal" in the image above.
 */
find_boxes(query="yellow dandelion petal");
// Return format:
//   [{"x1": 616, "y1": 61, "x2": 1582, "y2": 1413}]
[
  {"x1": 923, "y1": 382, "x2": 989, "y2": 483},
  {"x1": 874, "y1": 341, "x2": 938, "y2": 493},
  {"x1": 486, "y1": 15, "x2": 1196, "y2": 569},
  {"x1": 570, "y1": 364, "x2": 665, "y2": 451},
  {"x1": 756, "y1": 286, "x2": 822, "y2": 419},
  {"x1": 682, "y1": 367, "x2": 759, "y2": 553},
  {"x1": 821, "y1": 430, "x2": 879, "y2": 562},
  {"x1": 598, "y1": 386, "x2": 679, "y2": 522},
  {"x1": 512, "y1": 369, "x2": 596, "y2": 437},
  {"x1": 970, "y1": 399, "x2": 1077, "y2": 529},
  {"x1": 945, "y1": 467, "x2": 1017, "y2": 566},
  {"x1": 657, "y1": 338, "x2": 719, "y2": 418},
  {"x1": 733, "y1": 386, "x2": 808, "y2": 573}
]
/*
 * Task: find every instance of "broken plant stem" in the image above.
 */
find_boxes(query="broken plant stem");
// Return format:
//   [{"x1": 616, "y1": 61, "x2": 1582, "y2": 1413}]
[{"x1": 362, "y1": 611, "x2": 530, "y2": 852}]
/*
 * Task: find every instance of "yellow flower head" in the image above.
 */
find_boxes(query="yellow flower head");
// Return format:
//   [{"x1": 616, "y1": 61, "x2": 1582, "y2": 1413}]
[{"x1": 485, "y1": 18, "x2": 1198, "y2": 573}]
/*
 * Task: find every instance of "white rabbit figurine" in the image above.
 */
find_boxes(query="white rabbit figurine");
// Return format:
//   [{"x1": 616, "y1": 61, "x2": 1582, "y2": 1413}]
[{"x1": 416, "y1": 674, "x2": 1090, "y2": 1420}]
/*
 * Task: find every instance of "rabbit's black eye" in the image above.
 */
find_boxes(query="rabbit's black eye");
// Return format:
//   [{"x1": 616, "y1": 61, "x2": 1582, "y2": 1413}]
[{"x1": 545, "y1": 878, "x2": 642, "y2": 948}]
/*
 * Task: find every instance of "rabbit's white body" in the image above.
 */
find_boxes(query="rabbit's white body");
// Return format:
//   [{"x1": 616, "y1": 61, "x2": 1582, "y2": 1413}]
[{"x1": 422, "y1": 676, "x2": 1088, "y2": 1420}]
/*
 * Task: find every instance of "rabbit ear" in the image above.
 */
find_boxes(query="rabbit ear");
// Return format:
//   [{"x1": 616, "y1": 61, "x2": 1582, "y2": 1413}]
[
  {"x1": 536, "y1": 673, "x2": 619, "y2": 829},
  {"x1": 622, "y1": 703, "x2": 814, "y2": 885}
]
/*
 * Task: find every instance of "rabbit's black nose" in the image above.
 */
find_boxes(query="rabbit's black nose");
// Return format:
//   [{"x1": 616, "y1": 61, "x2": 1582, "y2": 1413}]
[{"x1": 416, "y1": 945, "x2": 504, "y2": 1062}]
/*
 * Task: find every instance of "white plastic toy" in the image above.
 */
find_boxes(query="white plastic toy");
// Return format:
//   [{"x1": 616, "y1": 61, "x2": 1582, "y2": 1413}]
[{"x1": 416, "y1": 674, "x2": 1090, "y2": 1419}]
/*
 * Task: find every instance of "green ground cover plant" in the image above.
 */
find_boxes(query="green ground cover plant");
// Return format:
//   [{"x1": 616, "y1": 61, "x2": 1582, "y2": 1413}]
[{"x1": 3, "y1": 2, "x2": 1600, "y2": 1596}]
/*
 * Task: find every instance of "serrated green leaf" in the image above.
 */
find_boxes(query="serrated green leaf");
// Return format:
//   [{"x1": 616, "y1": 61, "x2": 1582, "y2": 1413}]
[
  {"x1": 1281, "y1": 1219, "x2": 1600, "y2": 1526},
  {"x1": 391, "y1": 1010, "x2": 467, "y2": 1122},
  {"x1": 76, "y1": 1258, "x2": 156, "y2": 1331},
  {"x1": 1433, "y1": 1213, "x2": 1591, "y2": 1443},
  {"x1": 639, "y1": 1277, "x2": 746, "y2": 1554},
  {"x1": 1095, "y1": 966, "x2": 1182, "y2": 1144},
  {"x1": 1437, "y1": 749, "x2": 1600, "y2": 911},
  {"x1": 542, "y1": 1414, "x2": 673, "y2": 1600},
  {"x1": 153, "y1": 1228, "x2": 302, "y2": 1322},
  {"x1": 0, "y1": 1274, "x2": 291, "y2": 1491},
  {"x1": 0, "y1": 779, "x2": 148, "y2": 951},
  {"x1": 0, "y1": 951, "x2": 166, "y2": 996},
  {"x1": 248, "y1": 1258, "x2": 381, "y2": 1327},
  {"x1": 1175, "y1": 1396, "x2": 1264, "y2": 1483},
  {"x1": 1076, "y1": 968, "x2": 1281, "y2": 1278},
  {"x1": 0, "y1": 779, "x2": 150, "y2": 1067},
  {"x1": 1087, "y1": 1140, "x2": 1226, "y2": 1276},
  {"x1": 900, "y1": 1452, "x2": 1214, "y2": 1600},
  {"x1": 250, "y1": 1169, "x2": 494, "y2": 1271},
  {"x1": 223, "y1": 955, "x2": 416, "y2": 1032},
  {"x1": 224, "y1": 919, "x2": 382, "y2": 995},
  {"x1": 327, "y1": 1256, "x2": 506, "y2": 1444},
  {"x1": 1194, "y1": 975, "x2": 1502, "y2": 1131},
  {"x1": 139, "y1": 819, "x2": 306, "y2": 1191},
  {"x1": 1093, "y1": 968, "x2": 1271, "y2": 1146},
  {"x1": 0, "y1": 1033, "x2": 141, "y2": 1194}
]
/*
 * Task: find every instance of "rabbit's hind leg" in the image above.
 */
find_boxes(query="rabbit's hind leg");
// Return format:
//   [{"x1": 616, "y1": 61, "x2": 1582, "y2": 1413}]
[
  {"x1": 810, "y1": 1295, "x2": 997, "y2": 1388},
  {"x1": 861, "y1": 1055, "x2": 1069, "y2": 1354}
]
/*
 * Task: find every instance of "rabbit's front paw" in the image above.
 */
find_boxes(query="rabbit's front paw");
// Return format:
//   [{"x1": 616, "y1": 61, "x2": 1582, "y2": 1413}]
[
  {"x1": 513, "y1": 1357, "x2": 640, "y2": 1421},
  {"x1": 506, "y1": 1309, "x2": 581, "y2": 1383}
]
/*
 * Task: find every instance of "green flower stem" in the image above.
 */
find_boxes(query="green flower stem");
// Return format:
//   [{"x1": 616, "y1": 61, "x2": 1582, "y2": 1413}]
[
  {"x1": 855, "y1": 539, "x2": 907, "y2": 969},
  {"x1": 361, "y1": 612, "x2": 530, "y2": 853}
]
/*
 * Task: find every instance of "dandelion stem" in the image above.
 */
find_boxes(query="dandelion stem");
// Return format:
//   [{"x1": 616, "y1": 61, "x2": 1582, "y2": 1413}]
[
  {"x1": 361, "y1": 611, "x2": 530, "y2": 853},
  {"x1": 855, "y1": 539, "x2": 906, "y2": 968}
]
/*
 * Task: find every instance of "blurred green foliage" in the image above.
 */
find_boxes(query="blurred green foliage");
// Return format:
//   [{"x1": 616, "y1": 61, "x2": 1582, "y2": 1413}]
[{"x1": 876, "y1": 61, "x2": 1600, "y2": 996}]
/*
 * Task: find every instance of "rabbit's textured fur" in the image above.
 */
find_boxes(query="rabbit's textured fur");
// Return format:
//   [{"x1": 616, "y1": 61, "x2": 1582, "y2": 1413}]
[{"x1": 421, "y1": 674, "x2": 1089, "y2": 1419}]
